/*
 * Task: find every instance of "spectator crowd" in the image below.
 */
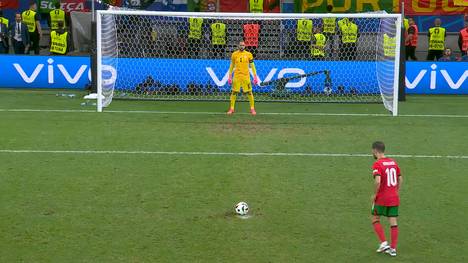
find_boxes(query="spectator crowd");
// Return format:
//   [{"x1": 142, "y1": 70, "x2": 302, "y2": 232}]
[{"x1": 0, "y1": 0, "x2": 467, "y2": 61}]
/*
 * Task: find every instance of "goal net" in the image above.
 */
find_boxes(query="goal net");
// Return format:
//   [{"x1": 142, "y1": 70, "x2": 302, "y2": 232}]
[{"x1": 96, "y1": 11, "x2": 401, "y2": 115}]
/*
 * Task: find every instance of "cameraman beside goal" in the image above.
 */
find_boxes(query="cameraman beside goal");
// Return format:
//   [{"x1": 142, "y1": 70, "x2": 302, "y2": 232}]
[{"x1": 227, "y1": 41, "x2": 259, "y2": 116}]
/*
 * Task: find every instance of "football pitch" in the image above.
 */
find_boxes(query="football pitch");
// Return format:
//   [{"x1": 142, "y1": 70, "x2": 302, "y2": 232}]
[{"x1": 0, "y1": 89, "x2": 467, "y2": 262}]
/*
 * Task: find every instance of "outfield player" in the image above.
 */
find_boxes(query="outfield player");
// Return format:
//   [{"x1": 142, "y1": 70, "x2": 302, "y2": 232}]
[
  {"x1": 370, "y1": 141, "x2": 402, "y2": 257},
  {"x1": 227, "y1": 41, "x2": 259, "y2": 115}
]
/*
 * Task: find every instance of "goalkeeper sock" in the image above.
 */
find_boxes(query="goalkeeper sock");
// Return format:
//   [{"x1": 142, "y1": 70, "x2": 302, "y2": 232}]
[
  {"x1": 229, "y1": 92, "x2": 237, "y2": 110},
  {"x1": 247, "y1": 92, "x2": 255, "y2": 109}
]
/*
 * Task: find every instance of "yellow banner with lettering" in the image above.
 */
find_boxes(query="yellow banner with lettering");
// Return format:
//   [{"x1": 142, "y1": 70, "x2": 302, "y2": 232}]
[
  {"x1": 299, "y1": 0, "x2": 468, "y2": 15},
  {"x1": 454, "y1": 0, "x2": 468, "y2": 6}
]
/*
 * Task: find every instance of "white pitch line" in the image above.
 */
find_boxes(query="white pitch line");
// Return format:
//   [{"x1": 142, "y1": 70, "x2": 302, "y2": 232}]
[
  {"x1": 0, "y1": 108, "x2": 468, "y2": 118},
  {"x1": 0, "y1": 149, "x2": 467, "y2": 159},
  {"x1": 0, "y1": 109, "x2": 95, "y2": 113}
]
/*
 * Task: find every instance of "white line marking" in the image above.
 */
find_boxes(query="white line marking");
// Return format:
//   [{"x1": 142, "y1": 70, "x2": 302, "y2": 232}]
[
  {"x1": 0, "y1": 149, "x2": 467, "y2": 159},
  {"x1": 0, "y1": 109, "x2": 95, "y2": 113},
  {"x1": 0, "y1": 108, "x2": 468, "y2": 118}
]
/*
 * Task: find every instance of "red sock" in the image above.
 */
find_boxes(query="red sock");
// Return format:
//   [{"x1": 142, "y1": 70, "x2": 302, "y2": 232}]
[
  {"x1": 391, "y1": 225, "x2": 399, "y2": 249},
  {"x1": 372, "y1": 222, "x2": 386, "y2": 243}
]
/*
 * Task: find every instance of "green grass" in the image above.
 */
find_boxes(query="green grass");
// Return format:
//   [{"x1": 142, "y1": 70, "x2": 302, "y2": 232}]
[{"x1": 0, "y1": 89, "x2": 467, "y2": 262}]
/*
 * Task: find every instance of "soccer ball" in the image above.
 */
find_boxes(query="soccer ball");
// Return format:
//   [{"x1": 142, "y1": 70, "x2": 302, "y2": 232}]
[{"x1": 235, "y1": 202, "x2": 249, "y2": 216}]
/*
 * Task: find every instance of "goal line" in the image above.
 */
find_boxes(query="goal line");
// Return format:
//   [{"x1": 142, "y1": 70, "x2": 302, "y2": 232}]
[{"x1": 1, "y1": 109, "x2": 468, "y2": 118}]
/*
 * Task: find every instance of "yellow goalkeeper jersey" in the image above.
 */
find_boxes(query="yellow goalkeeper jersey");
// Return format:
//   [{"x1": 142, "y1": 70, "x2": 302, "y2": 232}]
[{"x1": 231, "y1": 50, "x2": 254, "y2": 80}]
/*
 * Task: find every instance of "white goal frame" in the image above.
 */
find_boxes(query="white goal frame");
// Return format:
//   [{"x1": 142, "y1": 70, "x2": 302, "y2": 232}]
[{"x1": 96, "y1": 11, "x2": 402, "y2": 116}]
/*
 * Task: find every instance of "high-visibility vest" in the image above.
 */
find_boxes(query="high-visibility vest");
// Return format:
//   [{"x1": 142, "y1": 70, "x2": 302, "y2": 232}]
[
  {"x1": 383, "y1": 34, "x2": 396, "y2": 57},
  {"x1": 337, "y1": 18, "x2": 348, "y2": 29},
  {"x1": 428, "y1": 26, "x2": 446, "y2": 50},
  {"x1": 322, "y1": 18, "x2": 336, "y2": 34},
  {"x1": 188, "y1": 17, "x2": 203, "y2": 39},
  {"x1": 22, "y1": 10, "x2": 37, "y2": 33},
  {"x1": 50, "y1": 31, "x2": 68, "y2": 54},
  {"x1": 249, "y1": 0, "x2": 263, "y2": 13},
  {"x1": 50, "y1": 9, "x2": 66, "y2": 30},
  {"x1": 0, "y1": 17, "x2": 9, "y2": 28},
  {"x1": 312, "y1": 33, "x2": 327, "y2": 57},
  {"x1": 403, "y1": 18, "x2": 409, "y2": 41},
  {"x1": 297, "y1": 19, "x2": 312, "y2": 41},
  {"x1": 211, "y1": 23, "x2": 226, "y2": 45},
  {"x1": 243, "y1": 23, "x2": 260, "y2": 47},
  {"x1": 339, "y1": 21, "x2": 358, "y2": 43},
  {"x1": 405, "y1": 24, "x2": 418, "y2": 47},
  {"x1": 460, "y1": 28, "x2": 468, "y2": 52}
]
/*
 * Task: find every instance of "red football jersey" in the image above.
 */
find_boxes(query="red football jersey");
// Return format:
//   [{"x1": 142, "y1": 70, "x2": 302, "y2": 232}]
[{"x1": 372, "y1": 158, "x2": 401, "y2": 206}]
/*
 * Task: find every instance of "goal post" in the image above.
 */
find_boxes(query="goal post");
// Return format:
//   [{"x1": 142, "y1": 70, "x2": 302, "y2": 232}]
[{"x1": 96, "y1": 11, "x2": 402, "y2": 115}]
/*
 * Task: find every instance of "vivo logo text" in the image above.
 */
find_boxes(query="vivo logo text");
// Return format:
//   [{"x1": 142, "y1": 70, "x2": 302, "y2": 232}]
[
  {"x1": 406, "y1": 64, "x2": 468, "y2": 90},
  {"x1": 206, "y1": 67, "x2": 306, "y2": 88},
  {"x1": 12, "y1": 58, "x2": 116, "y2": 87},
  {"x1": 14, "y1": 58, "x2": 89, "y2": 84}
]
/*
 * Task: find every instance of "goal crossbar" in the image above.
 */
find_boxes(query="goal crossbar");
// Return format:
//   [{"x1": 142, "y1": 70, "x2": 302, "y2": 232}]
[{"x1": 97, "y1": 10, "x2": 402, "y2": 19}]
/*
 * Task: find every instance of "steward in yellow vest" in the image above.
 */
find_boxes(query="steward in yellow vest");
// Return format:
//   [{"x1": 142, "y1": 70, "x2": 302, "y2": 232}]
[
  {"x1": 22, "y1": 2, "x2": 42, "y2": 55},
  {"x1": 249, "y1": 0, "x2": 263, "y2": 13},
  {"x1": 292, "y1": 19, "x2": 312, "y2": 59},
  {"x1": 188, "y1": 17, "x2": 203, "y2": 40},
  {"x1": 50, "y1": 21, "x2": 70, "y2": 55},
  {"x1": 0, "y1": 9, "x2": 9, "y2": 28},
  {"x1": 323, "y1": 4, "x2": 335, "y2": 34},
  {"x1": 22, "y1": 9, "x2": 37, "y2": 33},
  {"x1": 338, "y1": 18, "x2": 358, "y2": 44},
  {"x1": 297, "y1": 19, "x2": 312, "y2": 41},
  {"x1": 187, "y1": 17, "x2": 203, "y2": 58},
  {"x1": 0, "y1": 10, "x2": 8, "y2": 54},
  {"x1": 383, "y1": 33, "x2": 396, "y2": 58},
  {"x1": 338, "y1": 18, "x2": 359, "y2": 60},
  {"x1": 428, "y1": 27, "x2": 446, "y2": 51},
  {"x1": 322, "y1": 5, "x2": 337, "y2": 58},
  {"x1": 323, "y1": 18, "x2": 336, "y2": 34},
  {"x1": 211, "y1": 22, "x2": 226, "y2": 45},
  {"x1": 211, "y1": 22, "x2": 227, "y2": 58},
  {"x1": 49, "y1": 2, "x2": 66, "y2": 31},
  {"x1": 426, "y1": 18, "x2": 446, "y2": 61},
  {"x1": 311, "y1": 27, "x2": 327, "y2": 58}
]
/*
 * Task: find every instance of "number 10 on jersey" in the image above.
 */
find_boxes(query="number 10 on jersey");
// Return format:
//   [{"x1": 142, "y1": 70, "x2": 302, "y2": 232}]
[{"x1": 385, "y1": 168, "x2": 398, "y2": 187}]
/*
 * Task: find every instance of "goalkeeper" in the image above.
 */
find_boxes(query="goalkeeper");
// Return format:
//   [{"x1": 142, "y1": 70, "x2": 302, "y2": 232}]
[{"x1": 227, "y1": 41, "x2": 259, "y2": 115}]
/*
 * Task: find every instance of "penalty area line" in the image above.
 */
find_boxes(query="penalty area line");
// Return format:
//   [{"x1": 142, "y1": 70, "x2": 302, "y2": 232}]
[
  {"x1": 0, "y1": 108, "x2": 468, "y2": 118},
  {"x1": 0, "y1": 149, "x2": 467, "y2": 159}
]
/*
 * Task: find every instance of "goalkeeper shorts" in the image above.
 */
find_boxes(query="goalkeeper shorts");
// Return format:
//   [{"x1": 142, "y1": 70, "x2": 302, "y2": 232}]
[{"x1": 232, "y1": 78, "x2": 252, "y2": 93}]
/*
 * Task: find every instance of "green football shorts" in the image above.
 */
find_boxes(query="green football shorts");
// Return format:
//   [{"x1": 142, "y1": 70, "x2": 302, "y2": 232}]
[{"x1": 372, "y1": 204, "x2": 399, "y2": 217}]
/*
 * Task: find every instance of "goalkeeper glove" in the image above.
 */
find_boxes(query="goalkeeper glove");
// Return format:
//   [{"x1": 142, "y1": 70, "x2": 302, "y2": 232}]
[
  {"x1": 228, "y1": 77, "x2": 232, "y2": 85},
  {"x1": 253, "y1": 76, "x2": 259, "y2": 85}
]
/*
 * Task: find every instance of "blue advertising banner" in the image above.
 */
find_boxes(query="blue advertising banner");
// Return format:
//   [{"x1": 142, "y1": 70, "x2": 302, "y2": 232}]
[
  {"x1": 106, "y1": 58, "x2": 380, "y2": 94},
  {"x1": 0, "y1": 55, "x2": 91, "y2": 89},
  {"x1": 1, "y1": 56, "x2": 467, "y2": 95},
  {"x1": 405, "y1": 62, "x2": 468, "y2": 94}
]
